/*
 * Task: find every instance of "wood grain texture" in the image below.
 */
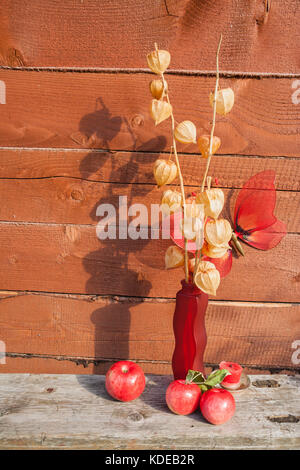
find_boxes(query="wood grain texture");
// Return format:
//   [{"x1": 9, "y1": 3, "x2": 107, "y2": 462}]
[
  {"x1": 0, "y1": 178, "x2": 298, "y2": 232},
  {"x1": 0, "y1": 374, "x2": 299, "y2": 449},
  {"x1": 0, "y1": 223, "x2": 298, "y2": 301},
  {"x1": 0, "y1": 0, "x2": 299, "y2": 74},
  {"x1": 0, "y1": 148, "x2": 299, "y2": 191},
  {"x1": 0, "y1": 71, "x2": 299, "y2": 156},
  {"x1": 0, "y1": 2, "x2": 298, "y2": 379},
  {"x1": 0, "y1": 292, "x2": 299, "y2": 373}
]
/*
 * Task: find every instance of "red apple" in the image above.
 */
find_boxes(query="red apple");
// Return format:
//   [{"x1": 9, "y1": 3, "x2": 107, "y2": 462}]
[
  {"x1": 105, "y1": 360, "x2": 145, "y2": 402},
  {"x1": 200, "y1": 388, "x2": 235, "y2": 425},
  {"x1": 166, "y1": 379, "x2": 201, "y2": 415}
]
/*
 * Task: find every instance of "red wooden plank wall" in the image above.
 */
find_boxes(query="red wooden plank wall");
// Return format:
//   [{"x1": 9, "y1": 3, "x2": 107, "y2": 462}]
[{"x1": 0, "y1": 0, "x2": 299, "y2": 375}]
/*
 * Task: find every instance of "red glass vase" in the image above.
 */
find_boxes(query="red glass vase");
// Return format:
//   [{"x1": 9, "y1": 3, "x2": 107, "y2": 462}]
[{"x1": 172, "y1": 280, "x2": 208, "y2": 380}]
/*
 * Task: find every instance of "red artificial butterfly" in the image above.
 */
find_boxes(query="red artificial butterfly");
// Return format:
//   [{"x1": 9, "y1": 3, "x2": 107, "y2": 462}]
[
  {"x1": 232, "y1": 170, "x2": 286, "y2": 251},
  {"x1": 162, "y1": 170, "x2": 286, "y2": 278}
]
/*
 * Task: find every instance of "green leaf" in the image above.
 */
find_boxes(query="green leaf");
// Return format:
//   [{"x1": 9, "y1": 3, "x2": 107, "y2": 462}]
[
  {"x1": 204, "y1": 369, "x2": 231, "y2": 388},
  {"x1": 185, "y1": 369, "x2": 205, "y2": 385},
  {"x1": 185, "y1": 368, "x2": 231, "y2": 392}
]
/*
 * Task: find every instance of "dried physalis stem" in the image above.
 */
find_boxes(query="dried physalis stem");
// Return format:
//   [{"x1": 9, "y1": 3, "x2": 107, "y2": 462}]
[
  {"x1": 188, "y1": 257, "x2": 196, "y2": 273},
  {"x1": 200, "y1": 34, "x2": 223, "y2": 193},
  {"x1": 147, "y1": 49, "x2": 171, "y2": 75},
  {"x1": 174, "y1": 120, "x2": 197, "y2": 144},
  {"x1": 209, "y1": 88, "x2": 234, "y2": 116},
  {"x1": 150, "y1": 99, "x2": 172, "y2": 125},
  {"x1": 150, "y1": 79, "x2": 165, "y2": 100},
  {"x1": 194, "y1": 260, "x2": 220, "y2": 296},
  {"x1": 197, "y1": 134, "x2": 221, "y2": 158},
  {"x1": 161, "y1": 189, "x2": 182, "y2": 214},
  {"x1": 165, "y1": 245, "x2": 184, "y2": 269},
  {"x1": 153, "y1": 159, "x2": 177, "y2": 187},
  {"x1": 205, "y1": 219, "x2": 232, "y2": 246},
  {"x1": 196, "y1": 188, "x2": 224, "y2": 219},
  {"x1": 207, "y1": 176, "x2": 212, "y2": 190}
]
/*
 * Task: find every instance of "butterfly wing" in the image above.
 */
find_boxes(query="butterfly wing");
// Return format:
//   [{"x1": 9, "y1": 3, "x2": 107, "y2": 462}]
[
  {"x1": 243, "y1": 219, "x2": 287, "y2": 250},
  {"x1": 234, "y1": 170, "x2": 286, "y2": 250},
  {"x1": 234, "y1": 170, "x2": 277, "y2": 234}
]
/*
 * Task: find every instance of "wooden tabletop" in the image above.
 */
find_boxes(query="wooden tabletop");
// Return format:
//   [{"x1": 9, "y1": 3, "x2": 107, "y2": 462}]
[{"x1": 0, "y1": 373, "x2": 299, "y2": 450}]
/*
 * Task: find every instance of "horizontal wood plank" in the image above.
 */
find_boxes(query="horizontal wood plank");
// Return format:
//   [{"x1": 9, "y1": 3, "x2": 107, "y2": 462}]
[
  {"x1": 0, "y1": 178, "x2": 298, "y2": 232},
  {"x1": 0, "y1": 149, "x2": 299, "y2": 190},
  {"x1": 0, "y1": 71, "x2": 299, "y2": 156},
  {"x1": 0, "y1": 374, "x2": 299, "y2": 449},
  {"x1": 0, "y1": 292, "x2": 299, "y2": 373},
  {"x1": 0, "y1": 225, "x2": 298, "y2": 301},
  {"x1": 0, "y1": 0, "x2": 299, "y2": 74}
]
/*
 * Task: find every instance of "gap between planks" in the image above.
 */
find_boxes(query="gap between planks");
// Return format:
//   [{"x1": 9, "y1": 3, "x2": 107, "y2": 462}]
[
  {"x1": 3, "y1": 352, "x2": 299, "y2": 374},
  {"x1": 0, "y1": 146, "x2": 299, "y2": 161},
  {"x1": 0, "y1": 288, "x2": 298, "y2": 307},
  {"x1": 0, "y1": 66, "x2": 300, "y2": 79},
  {"x1": 0, "y1": 176, "x2": 299, "y2": 193}
]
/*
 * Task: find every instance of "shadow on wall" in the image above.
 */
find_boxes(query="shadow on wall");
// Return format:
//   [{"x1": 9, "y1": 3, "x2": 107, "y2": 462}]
[{"x1": 76, "y1": 97, "x2": 167, "y2": 377}]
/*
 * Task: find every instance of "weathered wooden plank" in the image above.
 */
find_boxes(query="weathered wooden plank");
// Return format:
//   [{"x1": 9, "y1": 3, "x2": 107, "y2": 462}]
[
  {"x1": 0, "y1": 148, "x2": 299, "y2": 191},
  {"x1": 0, "y1": 0, "x2": 299, "y2": 74},
  {"x1": 0, "y1": 71, "x2": 299, "y2": 156},
  {"x1": 0, "y1": 292, "x2": 299, "y2": 372},
  {"x1": 0, "y1": 178, "x2": 297, "y2": 232},
  {"x1": 0, "y1": 374, "x2": 299, "y2": 449},
  {"x1": 0, "y1": 223, "x2": 298, "y2": 301}
]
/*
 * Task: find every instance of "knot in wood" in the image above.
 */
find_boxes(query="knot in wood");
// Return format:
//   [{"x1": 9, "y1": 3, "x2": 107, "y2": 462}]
[
  {"x1": 252, "y1": 379, "x2": 280, "y2": 388},
  {"x1": 127, "y1": 411, "x2": 144, "y2": 425},
  {"x1": 9, "y1": 255, "x2": 18, "y2": 264},
  {"x1": 130, "y1": 114, "x2": 144, "y2": 128},
  {"x1": 66, "y1": 186, "x2": 85, "y2": 201},
  {"x1": 71, "y1": 189, "x2": 84, "y2": 201}
]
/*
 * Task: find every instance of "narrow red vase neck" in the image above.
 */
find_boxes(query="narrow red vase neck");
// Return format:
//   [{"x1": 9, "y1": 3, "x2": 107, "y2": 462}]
[{"x1": 180, "y1": 280, "x2": 203, "y2": 296}]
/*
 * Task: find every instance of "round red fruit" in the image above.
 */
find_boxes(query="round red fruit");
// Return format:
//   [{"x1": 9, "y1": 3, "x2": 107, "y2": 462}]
[
  {"x1": 105, "y1": 360, "x2": 145, "y2": 402},
  {"x1": 166, "y1": 380, "x2": 201, "y2": 415},
  {"x1": 200, "y1": 388, "x2": 235, "y2": 425}
]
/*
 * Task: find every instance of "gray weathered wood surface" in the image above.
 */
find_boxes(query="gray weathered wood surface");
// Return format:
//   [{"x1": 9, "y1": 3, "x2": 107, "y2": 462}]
[{"x1": 0, "y1": 374, "x2": 299, "y2": 450}]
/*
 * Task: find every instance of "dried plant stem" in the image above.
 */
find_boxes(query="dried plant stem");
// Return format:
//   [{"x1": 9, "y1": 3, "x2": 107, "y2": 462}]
[
  {"x1": 194, "y1": 35, "x2": 223, "y2": 281},
  {"x1": 159, "y1": 70, "x2": 189, "y2": 282},
  {"x1": 200, "y1": 34, "x2": 223, "y2": 193}
]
